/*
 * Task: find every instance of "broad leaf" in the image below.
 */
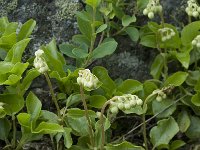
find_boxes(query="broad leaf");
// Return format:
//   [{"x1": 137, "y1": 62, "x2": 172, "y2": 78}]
[
  {"x1": 164, "y1": 72, "x2": 188, "y2": 86},
  {"x1": 0, "y1": 118, "x2": 11, "y2": 141},
  {"x1": 150, "y1": 117, "x2": 179, "y2": 148}
]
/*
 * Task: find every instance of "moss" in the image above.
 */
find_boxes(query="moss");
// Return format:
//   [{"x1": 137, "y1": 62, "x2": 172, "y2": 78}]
[
  {"x1": 54, "y1": 0, "x2": 81, "y2": 21},
  {"x1": 0, "y1": 0, "x2": 18, "y2": 16}
]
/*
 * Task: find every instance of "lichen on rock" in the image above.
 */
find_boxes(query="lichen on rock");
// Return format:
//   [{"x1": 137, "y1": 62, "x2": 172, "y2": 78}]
[{"x1": 0, "y1": 0, "x2": 18, "y2": 16}]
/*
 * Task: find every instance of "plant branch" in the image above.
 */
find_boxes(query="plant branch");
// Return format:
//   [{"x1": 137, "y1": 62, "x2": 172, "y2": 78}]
[
  {"x1": 80, "y1": 85, "x2": 95, "y2": 147},
  {"x1": 44, "y1": 73, "x2": 61, "y2": 118}
]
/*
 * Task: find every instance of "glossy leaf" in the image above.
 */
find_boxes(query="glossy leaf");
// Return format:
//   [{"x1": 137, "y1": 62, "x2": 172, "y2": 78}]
[
  {"x1": 150, "y1": 54, "x2": 164, "y2": 79},
  {"x1": 117, "y1": 79, "x2": 143, "y2": 94},
  {"x1": 17, "y1": 19, "x2": 36, "y2": 41},
  {"x1": 26, "y1": 92, "x2": 42, "y2": 122},
  {"x1": 125, "y1": 27, "x2": 139, "y2": 42},
  {"x1": 33, "y1": 122, "x2": 64, "y2": 134},
  {"x1": 88, "y1": 95, "x2": 107, "y2": 108},
  {"x1": 186, "y1": 116, "x2": 200, "y2": 139},
  {"x1": 96, "y1": 24, "x2": 107, "y2": 34},
  {"x1": 152, "y1": 99, "x2": 176, "y2": 118},
  {"x1": 0, "y1": 118, "x2": 11, "y2": 141},
  {"x1": 150, "y1": 117, "x2": 179, "y2": 148},
  {"x1": 91, "y1": 39, "x2": 118, "y2": 59},
  {"x1": 63, "y1": 127, "x2": 73, "y2": 148},
  {"x1": 122, "y1": 15, "x2": 136, "y2": 27},
  {"x1": 164, "y1": 72, "x2": 188, "y2": 86},
  {"x1": 177, "y1": 110, "x2": 190, "y2": 133}
]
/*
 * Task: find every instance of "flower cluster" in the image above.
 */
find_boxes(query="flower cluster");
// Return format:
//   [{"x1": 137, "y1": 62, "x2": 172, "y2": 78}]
[
  {"x1": 34, "y1": 49, "x2": 49, "y2": 74},
  {"x1": 153, "y1": 89, "x2": 167, "y2": 102},
  {"x1": 192, "y1": 35, "x2": 200, "y2": 48},
  {"x1": 185, "y1": 0, "x2": 200, "y2": 18},
  {"x1": 143, "y1": 0, "x2": 162, "y2": 19},
  {"x1": 109, "y1": 94, "x2": 143, "y2": 114},
  {"x1": 158, "y1": 27, "x2": 175, "y2": 42},
  {"x1": 77, "y1": 69, "x2": 101, "y2": 91}
]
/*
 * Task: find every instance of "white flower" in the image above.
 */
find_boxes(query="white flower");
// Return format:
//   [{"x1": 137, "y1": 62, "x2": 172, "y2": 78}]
[
  {"x1": 158, "y1": 27, "x2": 176, "y2": 42},
  {"x1": 186, "y1": 0, "x2": 200, "y2": 17},
  {"x1": 192, "y1": 35, "x2": 200, "y2": 48},
  {"x1": 34, "y1": 49, "x2": 49, "y2": 73},
  {"x1": 143, "y1": 0, "x2": 162, "y2": 19},
  {"x1": 109, "y1": 94, "x2": 143, "y2": 114},
  {"x1": 77, "y1": 69, "x2": 102, "y2": 91}
]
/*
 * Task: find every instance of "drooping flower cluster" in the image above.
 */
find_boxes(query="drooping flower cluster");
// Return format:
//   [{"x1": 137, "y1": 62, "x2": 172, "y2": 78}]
[
  {"x1": 192, "y1": 35, "x2": 200, "y2": 48},
  {"x1": 185, "y1": 0, "x2": 200, "y2": 18},
  {"x1": 143, "y1": 0, "x2": 162, "y2": 19},
  {"x1": 158, "y1": 27, "x2": 175, "y2": 42},
  {"x1": 33, "y1": 49, "x2": 49, "y2": 73},
  {"x1": 153, "y1": 89, "x2": 167, "y2": 102},
  {"x1": 77, "y1": 69, "x2": 101, "y2": 91},
  {"x1": 109, "y1": 94, "x2": 143, "y2": 114}
]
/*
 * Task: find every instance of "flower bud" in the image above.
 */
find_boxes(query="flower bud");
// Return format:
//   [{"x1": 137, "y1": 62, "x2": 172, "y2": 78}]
[
  {"x1": 192, "y1": 11, "x2": 199, "y2": 17},
  {"x1": 136, "y1": 99, "x2": 143, "y2": 106},
  {"x1": 143, "y1": 9, "x2": 148, "y2": 15},
  {"x1": 124, "y1": 102, "x2": 131, "y2": 110},
  {"x1": 96, "y1": 112, "x2": 101, "y2": 119},
  {"x1": 117, "y1": 102, "x2": 125, "y2": 110},
  {"x1": 156, "y1": 95, "x2": 162, "y2": 102},
  {"x1": 148, "y1": 12, "x2": 154, "y2": 19},
  {"x1": 110, "y1": 106, "x2": 119, "y2": 114}
]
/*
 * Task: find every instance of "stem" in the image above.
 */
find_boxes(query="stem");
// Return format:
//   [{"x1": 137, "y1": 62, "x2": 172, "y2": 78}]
[
  {"x1": 80, "y1": 85, "x2": 95, "y2": 147},
  {"x1": 188, "y1": 16, "x2": 191, "y2": 23},
  {"x1": 163, "y1": 52, "x2": 168, "y2": 81},
  {"x1": 112, "y1": 27, "x2": 126, "y2": 36},
  {"x1": 142, "y1": 114, "x2": 148, "y2": 150},
  {"x1": 15, "y1": 136, "x2": 27, "y2": 150},
  {"x1": 114, "y1": 95, "x2": 187, "y2": 143},
  {"x1": 12, "y1": 115, "x2": 16, "y2": 148},
  {"x1": 100, "y1": 100, "x2": 111, "y2": 150},
  {"x1": 44, "y1": 73, "x2": 61, "y2": 118},
  {"x1": 159, "y1": 12, "x2": 165, "y2": 28}
]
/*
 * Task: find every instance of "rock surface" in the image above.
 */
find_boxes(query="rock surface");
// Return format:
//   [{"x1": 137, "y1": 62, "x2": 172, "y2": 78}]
[{"x1": 1, "y1": 0, "x2": 187, "y2": 81}]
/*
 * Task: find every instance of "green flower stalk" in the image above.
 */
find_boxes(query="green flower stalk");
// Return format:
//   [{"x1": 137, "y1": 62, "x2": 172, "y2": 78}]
[{"x1": 77, "y1": 69, "x2": 102, "y2": 148}]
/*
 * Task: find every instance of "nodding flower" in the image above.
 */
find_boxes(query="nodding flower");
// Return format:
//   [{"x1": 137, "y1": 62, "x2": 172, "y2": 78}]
[
  {"x1": 185, "y1": 0, "x2": 200, "y2": 18},
  {"x1": 192, "y1": 35, "x2": 200, "y2": 48},
  {"x1": 158, "y1": 27, "x2": 176, "y2": 42},
  {"x1": 109, "y1": 94, "x2": 143, "y2": 114},
  {"x1": 143, "y1": 0, "x2": 162, "y2": 19},
  {"x1": 77, "y1": 69, "x2": 102, "y2": 91},
  {"x1": 33, "y1": 49, "x2": 49, "y2": 74}
]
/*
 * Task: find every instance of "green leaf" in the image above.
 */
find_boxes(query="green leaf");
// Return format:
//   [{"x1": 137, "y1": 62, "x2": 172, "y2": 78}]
[
  {"x1": 170, "y1": 140, "x2": 186, "y2": 150},
  {"x1": 63, "y1": 127, "x2": 73, "y2": 149},
  {"x1": 20, "y1": 69, "x2": 40, "y2": 95},
  {"x1": 150, "y1": 117, "x2": 179, "y2": 149},
  {"x1": 137, "y1": 0, "x2": 149, "y2": 10},
  {"x1": 186, "y1": 116, "x2": 200, "y2": 139},
  {"x1": 150, "y1": 54, "x2": 164, "y2": 79},
  {"x1": 91, "y1": 39, "x2": 118, "y2": 59},
  {"x1": 117, "y1": 79, "x2": 143, "y2": 94},
  {"x1": 96, "y1": 24, "x2": 107, "y2": 34},
  {"x1": 152, "y1": 99, "x2": 176, "y2": 118},
  {"x1": 106, "y1": 141, "x2": 145, "y2": 150},
  {"x1": 181, "y1": 21, "x2": 200, "y2": 46},
  {"x1": 191, "y1": 92, "x2": 200, "y2": 106},
  {"x1": 85, "y1": 0, "x2": 101, "y2": 8},
  {"x1": 140, "y1": 35, "x2": 156, "y2": 48},
  {"x1": 77, "y1": 16, "x2": 92, "y2": 40},
  {"x1": 177, "y1": 110, "x2": 190, "y2": 133},
  {"x1": 0, "y1": 17, "x2": 9, "y2": 34},
  {"x1": 26, "y1": 92, "x2": 42, "y2": 122},
  {"x1": 72, "y1": 48, "x2": 88, "y2": 58},
  {"x1": 88, "y1": 95, "x2": 107, "y2": 108},
  {"x1": 164, "y1": 72, "x2": 188, "y2": 86},
  {"x1": 72, "y1": 34, "x2": 90, "y2": 46},
  {"x1": 122, "y1": 15, "x2": 136, "y2": 27},
  {"x1": 0, "y1": 94, "x2": 24, "y2": 115},
  {"x1": 33, "y1": 122, "x2": 64, "y2": 134},
  {"x1": 125, "y1": 27, "x2": 139, "y2": 42},
  {"x1": 92, "y1": 66, "x2": 116, "y2": 96},
  {"x1": 44, "y1": 39, "x2": 66, "y2": 77},
  {"x1": 59, "y1": 43, "x2": 76, "y2": 58},
  {"x1": 186, "y1": 70, "x2": 200, "y2": 86},
  {"x1": 17, "y1": 19, "x2": 36, "y2": 41},
  {"x1": 194, "y1": 79, "x2": 200, "y2": 92},
  {"x1": 5, "y1": 38, "x2": 31, "y2": 63},
  {"x1": 40, "y1": 110, "x2": 59, "y2": 124},
  {"x1": 3, "y1": 22, "x2": 18, "y2": 36},
  {"x1": 17, "y1": 113, "x2": 31, "y2": 128},
  {"x1": 0, "y1": 118, "x2": 11, "y2": 141},
  {"x1": 66, "y1": 94, "x2": 88, "y2": 108}
]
